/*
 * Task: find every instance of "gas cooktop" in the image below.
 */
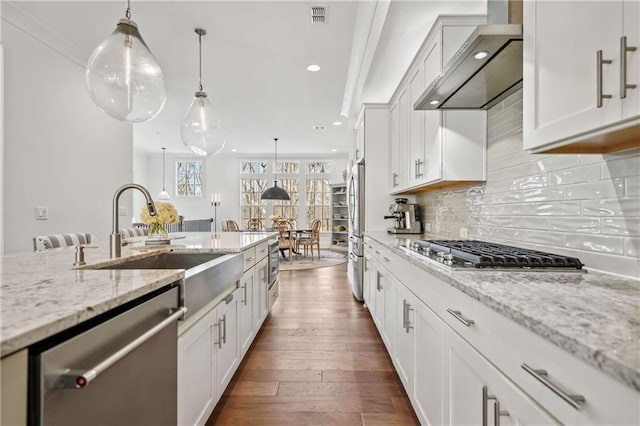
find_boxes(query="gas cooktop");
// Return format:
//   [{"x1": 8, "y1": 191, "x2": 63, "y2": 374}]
[{"x1": 402, "y1": 240, "x2": 584, "y2": 271}]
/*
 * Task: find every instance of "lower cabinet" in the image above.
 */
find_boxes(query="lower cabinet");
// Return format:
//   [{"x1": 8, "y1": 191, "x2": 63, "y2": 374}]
[
  {"x1": 216, "y1": 288, "x2": 240, "y2": 393},
  {"x1": 254, "y1": 256, "x2": 269, "y2": 329},
  {"x1": 370, "y1": 257, "x2": 396, "y2": 355},
  {"x1": 394, "y1": 283, "x2": 416, "y2": 394},
  {"x1": 238, "y1": 269, "x2": 255, "y2": 357}
]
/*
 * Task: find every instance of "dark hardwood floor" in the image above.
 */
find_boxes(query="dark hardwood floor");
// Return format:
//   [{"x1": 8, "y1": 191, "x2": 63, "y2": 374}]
[{"x1": 206, "y1": 263, "x2": 420, "y2": 425}]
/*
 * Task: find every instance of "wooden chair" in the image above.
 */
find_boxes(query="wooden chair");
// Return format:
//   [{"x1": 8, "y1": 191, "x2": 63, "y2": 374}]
[
  {"x1": 246, "y1": 218, "x2": 264, "y2": 231},
  {"x1": 225, "y1": 220, "x2": 240, "y2": 232},
  {"x1": 275, "y1": 220, "x2": 294, "y2": 262},
  {"x1": 297, "y1": 219, "x2": 321, "y2": 259}
]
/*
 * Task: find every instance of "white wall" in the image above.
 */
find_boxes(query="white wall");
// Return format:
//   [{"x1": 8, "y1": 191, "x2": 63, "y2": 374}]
[{"x1": 2, "y1": 20, "x2": 133, "y2": 253}]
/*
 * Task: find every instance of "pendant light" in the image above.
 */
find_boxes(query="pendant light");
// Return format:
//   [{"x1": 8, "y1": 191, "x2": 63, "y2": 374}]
[
  {"x1": 158, "y1": 147, "x2": 170, "y2": 200},
  {"x1": 181, "y1": 28, "x2": 225, "y2": 157},
  {"x1": 261, "y1": 138, "x2": 290, "y2": 200},
  {"x1": 85, "y1": 0, "x2": 166, "y2": 122}
]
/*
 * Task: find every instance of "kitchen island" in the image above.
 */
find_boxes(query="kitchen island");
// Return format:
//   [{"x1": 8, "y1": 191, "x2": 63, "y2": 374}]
[{"x1": 363, "y1": 231, "x2": 639, "y2": 425}]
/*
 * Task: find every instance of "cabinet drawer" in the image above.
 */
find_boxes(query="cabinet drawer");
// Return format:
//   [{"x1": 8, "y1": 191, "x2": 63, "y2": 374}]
[
  {"x1": 255, "y1": 241, "x2": 269, "y2": 261},
  {"x1": 268, "y1": 280, "x2": 279, "y2": 310},
  {"x1": 242, "y1": 247, "x2": 256, "y2": 271},
  {"x1": 365, "y1": 238, "x2": 396, "y2": 268}
]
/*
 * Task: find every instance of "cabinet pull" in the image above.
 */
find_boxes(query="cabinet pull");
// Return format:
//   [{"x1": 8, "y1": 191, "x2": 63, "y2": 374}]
[
  {"x1": 215, "y1": 320, "x2": 222, "y2": 349},
  {"x1": 382, "y1": 256, "x2": 390, "y2": 262},
  {"x1": 392, "y1": 172, "x2": 398, "y2": 187},
  {"x1": 221, "y1": 314, "x2": 227, "y2": 344},
  {"x1": 241, "y1": 283, "x2": 247, "y2": 305},
  {"x1": 482, "y1": 386, "x2": 496, "y2": 426},
  {"x1": 245, "y1": 256, "x2": 255, "y2": 262},
  {"x1": 406, "y1": 303, "x2": 414, "y2": 332},
  {"x1": 414, "y1": 159, "x2": 419, "y2": 179},
  {"x1": 596, "y1": 50, "x2": 613, "y2": 107},
  {"x1": 402, "y1": 300, "x2": 408, "y2": 330},
  {"x1": 521, "y1": 363, "x2": 585, "y2": 409},
  {"x1": 416, "y1": 159, "x2": 424, "y2": 178},
  {"x1": 494, "y1": 400, "x2": 509, "y2": 426},
  {"x1": 447, "y1": 308, "x2": 475, "y2": 327},
  {"x1": 620, "y1": 36, "x2": 637, "y2": 99}
]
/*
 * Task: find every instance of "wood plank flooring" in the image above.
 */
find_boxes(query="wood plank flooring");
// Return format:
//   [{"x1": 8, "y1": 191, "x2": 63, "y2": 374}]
[{"x1": 206, "y1": 264, "x2": 419, "y2": 425}]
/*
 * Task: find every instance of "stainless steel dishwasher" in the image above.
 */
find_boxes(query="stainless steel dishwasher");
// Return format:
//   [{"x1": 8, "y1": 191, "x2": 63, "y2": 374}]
[{"x1": 29, "y1": 285, "x2": 184, "y2": 426}]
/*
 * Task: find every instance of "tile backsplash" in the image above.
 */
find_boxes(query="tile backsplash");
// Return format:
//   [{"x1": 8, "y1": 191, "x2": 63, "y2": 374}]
[{"x1": 416, "y1": 90, "x2": 640, "y2": 279}]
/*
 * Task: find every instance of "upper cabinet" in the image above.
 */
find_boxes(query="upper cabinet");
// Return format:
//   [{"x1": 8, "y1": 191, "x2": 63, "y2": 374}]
[
  {"x1": 523, "y1": 0, "x2": 640, "y2": 153},
  {"x1": 391, "y1": 15, "x2": 488, "y2": 194}
]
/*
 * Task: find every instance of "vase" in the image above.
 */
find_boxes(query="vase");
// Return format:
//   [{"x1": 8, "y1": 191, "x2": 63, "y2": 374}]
[{"x1": 149, "y1": 223, "x2": 168, "y2": 238}]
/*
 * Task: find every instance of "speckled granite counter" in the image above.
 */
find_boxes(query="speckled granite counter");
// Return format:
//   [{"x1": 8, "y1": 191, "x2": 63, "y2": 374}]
[
  {"x1": 0, "y1": 231, "x2": 276, "y2": 357},
  {"x1": 364, "y1": 232, "x2": 640, "y2": 391}
]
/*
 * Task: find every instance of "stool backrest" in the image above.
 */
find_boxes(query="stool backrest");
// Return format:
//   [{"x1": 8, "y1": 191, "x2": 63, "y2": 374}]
[{"x1": 33, "y1": 233, "x2": 95, "y2": 251}]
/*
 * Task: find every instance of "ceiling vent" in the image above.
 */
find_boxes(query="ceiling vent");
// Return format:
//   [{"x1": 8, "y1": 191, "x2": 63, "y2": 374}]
[{"x1": 310, "y1": 6, "x2": 327, "y2": 24}]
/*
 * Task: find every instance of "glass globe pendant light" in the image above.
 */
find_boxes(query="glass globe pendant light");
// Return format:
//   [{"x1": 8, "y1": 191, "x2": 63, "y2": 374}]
[
  {"x1": 158, "y1": 147, "x2": 170, "y2": 200},
  {"x1": 261, "y1": 138, "x2": 290, "y2": 200},
  {"x1": 85, "y1": 0, "x2": 166, "y2": 122},
  {"x1": 181, "y1": 28, "x2": 225, "y2": 157}
]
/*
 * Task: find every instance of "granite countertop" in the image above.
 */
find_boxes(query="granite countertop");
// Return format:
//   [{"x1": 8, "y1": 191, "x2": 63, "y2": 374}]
[
  {"x1": 364, "y1": 232, "x2": 640, "y2": 392},
  {"x1": 0, "y1": 231, "x2": 276, "y2": 357}
]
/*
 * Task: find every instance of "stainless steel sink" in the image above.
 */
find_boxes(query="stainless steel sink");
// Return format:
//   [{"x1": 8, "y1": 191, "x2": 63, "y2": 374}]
[{"x1": 92, "y1": 252, "x2": 243, "y2": 320}]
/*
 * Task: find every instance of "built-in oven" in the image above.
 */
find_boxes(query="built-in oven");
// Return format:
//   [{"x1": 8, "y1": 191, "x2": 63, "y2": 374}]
[{"x1": 268, "y1": 239, "x2": 279, "y2": 288}]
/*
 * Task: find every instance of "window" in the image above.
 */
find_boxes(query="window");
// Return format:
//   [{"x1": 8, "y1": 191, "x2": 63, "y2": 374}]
[
  {"x1": 273, "y1": 179, "x2": 299, "y2": 222},
  {"x1": 306, "y1": 178, "x2": 331, "y2": 231},
  {"x1": 241, "y1": 178, "x2": 267, "y2": 226},
  {"x1": 242, "y1": 161, "x2": 268, "y2": 174},
  {"x1": 176, "y1": 161, "x2": 203, "y2": 197},
  {"x1": 306, "y1": 161, "x2": 331, "y2": 174},
  {"x1": 276, "y1": 161, "x2": 299, "y2": 174}
]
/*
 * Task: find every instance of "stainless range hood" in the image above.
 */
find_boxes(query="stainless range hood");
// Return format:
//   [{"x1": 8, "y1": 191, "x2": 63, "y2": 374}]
[{"x1": 414, "y1": 0, "x2": 523, "y2": 110}]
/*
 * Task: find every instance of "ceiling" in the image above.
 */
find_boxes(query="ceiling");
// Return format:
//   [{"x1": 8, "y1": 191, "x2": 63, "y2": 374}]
[{"x1": 5, "y1": 0, "x2": 486, "y2": 156}]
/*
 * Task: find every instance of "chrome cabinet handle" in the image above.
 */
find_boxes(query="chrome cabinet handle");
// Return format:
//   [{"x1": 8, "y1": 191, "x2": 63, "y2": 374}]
[
  {"x1": 494, "y1": 400, "x2": 509, "y2": 426},
  {"x1": 621, "y1": 36, "x2": 637, "y2": 99},
  {"x1": 482, "y1": 386, "x2": 496, "y2": 426},
  {"x1": 402, "y1": 300, "x2": 408, "y2": 331},
  {"x1": 447, "y1": 308, "x2": 475, "y2": 327},
  {"x1": 241, "y1": 283, "x2": 247, "y2": 305},
  {"x1": 215, "y1": 319, "x2": 222, "y2": 349},
  {"x1": 597, "y1": 50, "x2": 613, "y2": 107},
  {"x1": 376, "y1": 273, "x2": 383, "y2": 291},
  {"x1": 416, "y1": 159, "x2": 424, "y2": 178},
  {"x1": 521, "y1": 363, "x2": 586, "y2": 409},
  {"x1": 245, "y1": 256, "x2": 255, "y2": 262},
  {"x1": 414, "y1": 159, "x2": 419, "y2": 179},
  {"x1": 382, "y1": 256, "x2": 390, "y2": 262},
  {"x1": 406, "y1": 303, "x2": 414, "y2": 332},
  {"x1": 392, "y1": 172, "x2": 398, "y2": 187},
  {"x1": 58, "y1": 307, "x2": 187, "y2": 389},
  {"x1": 221, "y1": 314, "x2": 227, "y2": 344}
]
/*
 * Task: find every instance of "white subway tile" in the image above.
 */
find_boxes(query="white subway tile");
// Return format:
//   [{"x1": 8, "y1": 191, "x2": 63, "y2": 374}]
[
  {"x1": 626, "y1": 176, "x2": 640, "y2": 196},
  {"x1": 512, "y1": 216, "x2": 549, "y2": 230},
  {"x1": 487, "y1": 162, "x2": 533, "y2": 181},
  {"x1": 602, "y1": 218, "x2": 640, "y2": 236},
  {"x1": 532, "y1": 201, "x2": 582, "y2": 216},
  {"x1": 580, "y1": 154, "x2": 605, "y2": 165},
  {"x1": 511, "y1": 174, "x2": 548, "y2": 190},
  {"x1": 564, "y1": 234, "x2": 624, "y2": 255},
  {"x1": 602, "y1": 156, "x2": 640, "y2": 179},
  {"x1": 487, "y1": 133, "x2": 522, "y2": 158},
  {"x1": 548, "y1": 164, "x2": 601, "y2": 185},
  {"x1": 521, "y1": 187, "x2": 564, "y2": 203},
  {"x1": 624, "y1": 238, "x2": 640, "y2": 257},
  {"x1": 580, "y1": 251, "x2": 640, "y2": 279},
  {"x1": 476, "y1": 216, "x2": 514, "y2": 228},
  {"x1": 550, "y1": 217, "x2": 601, "y2": 233},
  {"x1": 564, "y1": 178, "x2": 625, "y2": 200},
  {"x1": 534, "y1": 155, "x2": 581, "y2": 172},
  {"x1": 521, "y1": 230, "x2": 564, "y2": 246},
  {"x1": 582, "y1": 197, "x2": 640, "y2": 216},
  {"x1": 488, "y1": 150, "x2": 531, "y2": 172},
  {"x1": 502, "y1": 90, "x2": 523, "y2": 108}
]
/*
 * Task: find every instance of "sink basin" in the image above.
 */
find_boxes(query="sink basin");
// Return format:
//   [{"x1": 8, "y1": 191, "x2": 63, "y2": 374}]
[
  {"x1": 98, "y1": 253, "x2": 225, "y2": 270},
  {"x1": 92, "y1": 252, "x2": 244, "y2": 320}
]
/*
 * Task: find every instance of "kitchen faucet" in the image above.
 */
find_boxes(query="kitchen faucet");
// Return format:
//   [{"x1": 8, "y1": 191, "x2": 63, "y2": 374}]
[{"x1": 110, "y1": 183, "x2": 157, "y2": 258}]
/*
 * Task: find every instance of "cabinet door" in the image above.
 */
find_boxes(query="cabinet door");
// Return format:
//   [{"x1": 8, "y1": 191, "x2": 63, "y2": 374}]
[
  {"x1": 394, "y1": 284, "x2": 415, "y2": 394},
  {"x1": 363, "y1": 254, "x2": 374, "y2": 310},
  {"x1": 178, "y1": 306, "x2": 217, "y2": 426},
  {"x1": 523, "y1": 1, "x2": 623, "y2": 151},
  {"x1": 254, "y1": 257, "x2": 269, "y2": 328},
  {"x1": 389, "y1": 101, "x2": 402, "y2": 191},
  {"x1": 446, "y1": 327, "x2": 559, "y2": 426},
  {"x1": 216, "y1": 289, "x2": 240, "y2": 393},
  {"x1": 382, "y1": 270, "x2": 396, "y2": 356},
  {"x1": 238, "y1": 269, "x2": 255, "y2": 357},
  {"x1": 408, "y1": 67, "x2": 426, "y2": 187},
  {"x1": 374, "y1": 267, "x2": 385, "y2": 332},
  {"x1": 398, "y1": 89, "x2": 410, "y2": 189},
  {"x1": 413, "y1": 298, "x2": 446, "y2": 426},
  {"x1": 623, "y1": 0, "x2": 640, "y2": 119},
  {"x1": 422, "y1": 37, "x2": 443, "y2": 184}
]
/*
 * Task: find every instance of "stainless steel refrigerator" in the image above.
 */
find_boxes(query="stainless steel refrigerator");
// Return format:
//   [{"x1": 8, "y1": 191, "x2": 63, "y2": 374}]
[{"x1": 347, "y1": 158, "x2": 365, "y2": 301}]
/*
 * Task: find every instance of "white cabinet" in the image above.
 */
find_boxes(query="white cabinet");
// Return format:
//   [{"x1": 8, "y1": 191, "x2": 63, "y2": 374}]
[
  {"x1": 523, "y1": 0, "x2": 640, "y2": 153},
  {"x1": 178, "y1": 289, "x2": 241, "y2": 426},
  {"x1": 394, "y1": 283, "x2": 416, "y2": 394},
  {"x1": 446, "y1": 327, "x2": 558, "y2": 426},
  {"x1": 363, "y1": 253, "x2": 374, "y2": 311},
  {"x1": 238, "y1": 269, "x2": 255, "y2": 357},
  {"x1": 1, "y1": 349, "x2": 27, "y2": 426},
  {"x1": 390, "y1": 16, "x2": 487, "y2": 193},
  {"x1": 254, "y1": 256, "x2": 269, "y2": 329},
  {"x1": 368, "y1": 255, "x2": 396, "y2": 355}
]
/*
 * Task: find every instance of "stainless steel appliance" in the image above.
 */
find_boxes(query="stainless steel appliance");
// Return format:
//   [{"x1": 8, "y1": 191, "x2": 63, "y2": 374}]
[
  {"x1": 347, "y1": 159, "x2": 365, "y2": 300},
  {"x1": 268, "y1": 239, "x2": 279, "y2": 288},
  {"x1": 403, "y1": 240, "x2": 584, "y2": 271},
  {"x1": 30, "y1": 285, "x2": 184, "y2": 425},
  {"x1": 385, "y1": 199, "x2": 422, "y2": 234}
]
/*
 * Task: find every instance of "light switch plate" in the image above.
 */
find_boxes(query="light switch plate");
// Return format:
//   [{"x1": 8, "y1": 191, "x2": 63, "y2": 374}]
[
  {"x1": 459, "y1": 227, "x2": 468, "y2": 239},
  {"x1": 36, "y1": 206, "x2": 48, "y2": 220}
]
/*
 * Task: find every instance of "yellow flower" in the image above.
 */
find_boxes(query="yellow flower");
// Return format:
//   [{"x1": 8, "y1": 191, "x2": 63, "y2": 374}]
[{"x1": 140, "y1": 202, "x2": 179, "y2": 225}]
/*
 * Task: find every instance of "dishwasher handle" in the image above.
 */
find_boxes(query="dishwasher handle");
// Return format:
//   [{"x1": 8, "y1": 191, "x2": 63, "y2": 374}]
[{"x1": 59, "y1": 307, "x2": 187, "y2": 389}]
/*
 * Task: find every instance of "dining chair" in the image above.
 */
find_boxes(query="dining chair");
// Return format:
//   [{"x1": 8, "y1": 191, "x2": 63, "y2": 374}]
[
  {"x1": 247, "y1": 218, "x2": 264, "y2": 231},
  {"x1": 276, "y1": 220, "x2": 294, "y2": 262},
  {"x1": 33, "y1": 233, "x2": 96, "y2": 251},
  {"x1": 226, "y1": 220, "x2": 240, "y2": 232},
  {"x1": 297, "y1": 219, "x2": 321, "y2": 259}
]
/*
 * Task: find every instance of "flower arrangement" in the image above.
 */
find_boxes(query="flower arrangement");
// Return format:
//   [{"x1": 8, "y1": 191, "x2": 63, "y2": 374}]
[{"x1": 140, "y1": 202, "x2": 179, "y2": 235}]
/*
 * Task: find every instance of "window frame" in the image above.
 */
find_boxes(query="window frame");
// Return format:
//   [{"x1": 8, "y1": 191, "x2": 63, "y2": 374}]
[{"x1": 175, "y1": 159, "x2": 205, "y2": 198}]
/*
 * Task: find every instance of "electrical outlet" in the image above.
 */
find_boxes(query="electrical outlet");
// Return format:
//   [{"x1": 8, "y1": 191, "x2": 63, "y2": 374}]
[
  {"x1": 424, "y1": 222, "x2": 432, "y2": 232},
  {"x1": 36, "y1": 206, "x2": 48, "y2": 220},
  {"x1": 459, "y1": 227, "x2": 468, "y2": 239},
  {"x1": 119, "y1": 206, "x2": 128, "y2": 216}
]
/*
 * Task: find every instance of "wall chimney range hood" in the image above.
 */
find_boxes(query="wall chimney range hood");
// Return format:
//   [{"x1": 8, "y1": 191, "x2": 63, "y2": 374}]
[{"x1": 414, "y1": 24, "x2": 522, "y2": 111}]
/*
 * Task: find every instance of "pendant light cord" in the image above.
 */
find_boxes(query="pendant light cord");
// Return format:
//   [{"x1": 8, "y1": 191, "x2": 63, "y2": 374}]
[
  {"x1": 125, "y1": 0, "x2": 131, "y2": 19},
  {"x1": 198, "y1": 31, "x2": 203, "y2": 92},
  {"x1": 274, "y1": 138, "x2": 279, "y2": 183},
  {"x1": 162, "y1": 147, "x2": 167, "y2": 191}
]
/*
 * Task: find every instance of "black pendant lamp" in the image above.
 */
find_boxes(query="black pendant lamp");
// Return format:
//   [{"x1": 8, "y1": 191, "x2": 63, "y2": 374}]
[{"x1": 261, "y1": 138, "x2": 290, "y2": 200}]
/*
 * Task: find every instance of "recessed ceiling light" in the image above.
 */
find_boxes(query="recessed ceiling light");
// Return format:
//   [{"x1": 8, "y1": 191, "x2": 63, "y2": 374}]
[
  {"x1": 474, "y1": 51, "x2": 489, "y2": 59},
  {"x1": 332, "y1": 121, "x2": 342, "y2": 126},
  {"x1": 429, "y1": 100, "x2": 440, "y2": 105},
  {"x1": 331, "y1": 149, "x2": 338, "y2": 152},
  {"x1": 306, "y1": 64, "x2": 320, "y2": 72},
  {"x1": 312, "y1": 125, "x2": 327, "y2": 131},
  {"x1": 231, "y1": 148, "x2": 237, "y2": 152}
]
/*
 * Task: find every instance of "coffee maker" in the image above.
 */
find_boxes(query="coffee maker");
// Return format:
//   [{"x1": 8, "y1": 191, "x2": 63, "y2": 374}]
[{"x1": 385, "y1": 198, "x2": 423, "y2": 234}]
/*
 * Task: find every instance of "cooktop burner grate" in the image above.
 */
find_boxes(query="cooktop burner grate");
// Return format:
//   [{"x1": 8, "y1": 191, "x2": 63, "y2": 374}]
[{"x1": 412, "y1": 240, "x2": 583, "y2": 269}]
